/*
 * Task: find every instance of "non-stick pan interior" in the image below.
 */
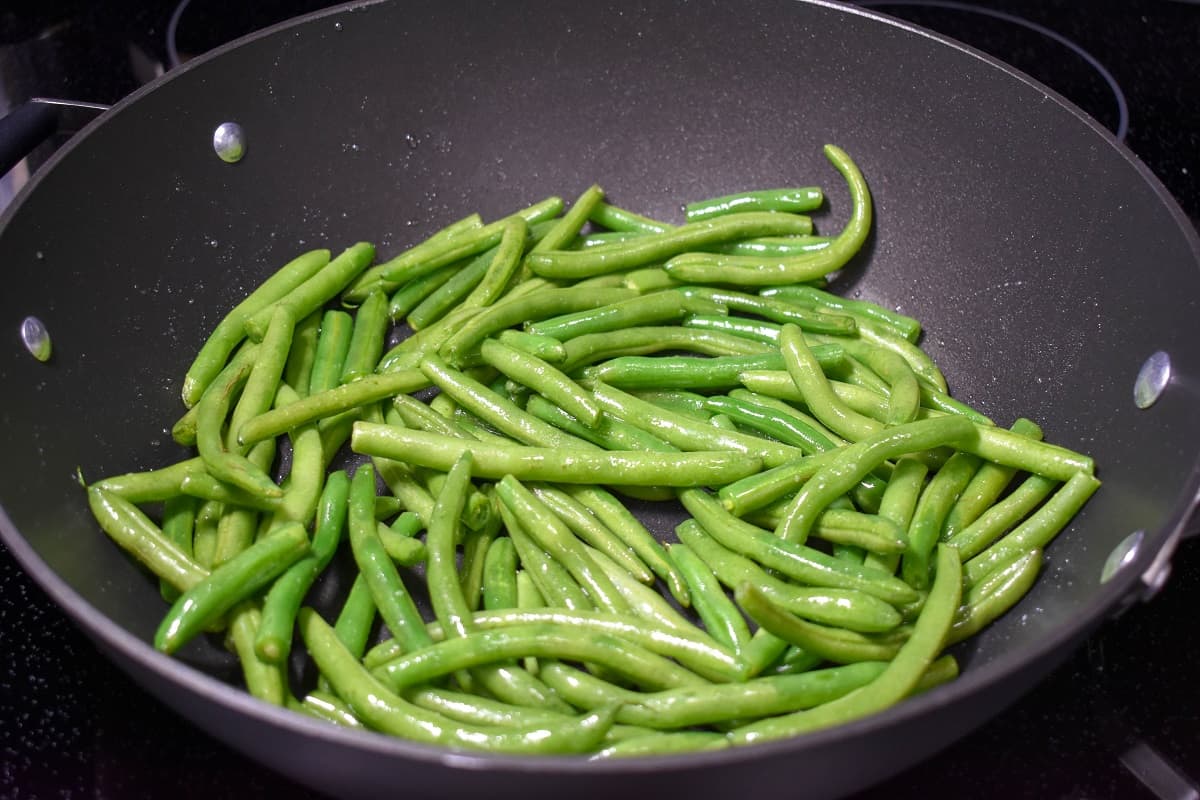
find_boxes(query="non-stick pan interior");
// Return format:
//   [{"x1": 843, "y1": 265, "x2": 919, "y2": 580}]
[{"x1": 1, "y1": 0, "x2": 1198, "y2": 797}]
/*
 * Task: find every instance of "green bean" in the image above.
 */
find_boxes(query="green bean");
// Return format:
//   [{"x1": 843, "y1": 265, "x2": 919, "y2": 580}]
[
  {"x1": 827, "y1": 351, "x2": 891, "y2": 397},
  {"x1": 481, "y1": 338, "x2": 602, "y2": 427},
  {"x1": 337, "y1": 289, "x2": 389, "y2": 383},
  {"x1": 332, "y1": 574, "x2": 377, "y2": 661},
  {"x1": 737, "y1": 583, "x2": 907, "y2": 664},
  {"x1": 812, "y1": 509, "x2": 908, "y2": 555},
  {"x1": 405, "y1": 686, "x2": 572, "y2": 729},
  {"x1": 256, "y1": 470, "x2": 349, "y2": 663},
  {"x1": 676, "y1": 497, "x2": 918, "y2": 605},
  {"x1": 426, "y1": 453, "x2": 476, "y2": 638},
  {"x1": 483, "y1": 536, "x2": 519, "y2": 611},
  {"x1": 620, "y1": 266, "x2": 680, "y2": 292},
  {"x1": 779, "y1": 323, "x2": 882, "y2": 443},
  {"x1": 594, "y1": 731, "x2": 730, "y2": 758},
  {"x1": 957, "y1": 422, "x2": 1093, "y2": 482},
  {"x1": 584, "y1": 349, "x2": 841, "y2": 394},
  {"x1": 182, "y1": 248, "x2": 330, "y2": 407},
  {"x1": 194, "y1": 344, "x2": 280, "y2": 498},
  {"x1": 353, "y1": 422, "x2": 761, "y2": 486},
  {"x1": 760, "y1": 285, "x2": 921, "y2": 343},
  {"x1": 532, "y1": 184, "x2": 607, "y2": 253},
  {"x1": 350, "y1": 214, "x2": 484, "y2": 309},
  {"x1": 588, "y1": 201, "x2": 672, "y2": 234},
  {"x1": 282, "y1": 311, "x2": 322, "y2": 398},
  {"x1": 943, "y1": 418, "x2": 1043, "y2": 539},
  {"x1": 516, "y1": 394, "x2": 681, "y2": 504},
  {"x1": 964, "y1": 471, "x2": 1099, "y2": 584},
  {"x1": 669, "y1": 543, "x2": 751, "y2": 652},
  {"x1": 440, "y1": 286, "x2": 636, "y2": 366},
  {"x1": 453, "y1": 219, "x2": 534, "y2": 310},
  {"x1": 714, "y1": 235, "x2": 834, "y2": 259},
  {"x1": 424, "y1": 355, "x2": 599, "y2": 449},
  {"x1": 191, "y1": 500, "x2": 221, "y2": 570},
  {"x1": 682, "y1": 314, "x2": 782, "y2": 345},
  {"x1": 87, "y1": 487, "x2": 209, "y2": 591},
  {"x1": 212, "y1": 440, "x2": 275, "y2": 566},
  {"x1": 377, "y1": 304, "x2": 481, "y2": 373},
  {"x1": 590, "y1": 382, "x2": 799, "y2": 468},
  {"x1": 494, "y1": 329, "x2": 567, "y2": 364},
  {"x1": 560, "y1": 485, "x2": 690, "y2": 606},
  {"x1": 856, "y1": 319, "x2": 948, "y2": 393},
  {"x1": 663, "y1": 145, "x2": 870, "y2": 286},
  {"x1": 948, "y1": 549, "x2": 1042, "y2": 645},
  {"x1": 678, "y1": 286, "x2": 856, "y2": 335},
  {"x1": 178, "y1": 472, "x2": 282, "y2": 512},
  {"x1": 307, "y1": 310, "x2": 354, "y2": 395},
  {"x1": 918, "y1": 381, "x2": 992, "y2": 425},
  {"x1": 245, "y1": 242, "x2": 375, "y2": 340},
  {"x1": 348, "y1": 464, "x2": 432, "y2": 652},
  {"x1": 728, "y1": 389, "x2": 851, "y2": 449},
  {"x1": 291, "y1": 691, "x2": 364, "y2": 728},
  {"x1": 267, "y1": 385, "x2": 325, "y2": 528},
  {"x1": 459, "y1": 511, "x2": 500, "y2": 611},
  {"x1": 830, "y1": 336, "x2": 921, "y2": 425},
  {"x1": 405, "y1": 606, "x2": 737, "y2": 684},
  {"x1": 550, "y1": 659, "x2": 896, "y2": 730},
  {"x1": 500, "y1": 501, "x2": 594, "y2": 612},
  {"x1": 686, "y1": 187, "x2": 824, "y2": 222},
  {"x1": 155, "y1": 523, "x2": 309, "y2": 654},
  {"x1": 704, "y1": 394, "x2": 840, "y2": 456},
  {"x1": 730, "y1": 544, "x2": 961, "y2": 744},
  {"x1": 526, "y1": 290, "x2": 725, "y2": 341},
  {"x1": 387, "y1": 260, "x2": 463, "y2": 321},
  {"x1": 496, "y1": 477, "x2": 630, "y2": 615},
  {"x1": 948, "y1": 473, "x2": 1059, "y2": 561},
  {"x1": 773, "y1": 415, "x2": 977, "y2": 545},
  {"x1": 630, "y1": 389, "x2": 715, "y2": 419},
  {"x1": 529, "y1": 211, "x2": 814, "y2": 280},
  {"x1": 530, "y1": 484, "x2": 654, "y2": 584},
  {"x1": 764, "y1": 646, "x2": 824, "y2": 677},
  {"x1": 298, "y1": 609, "x2": 616, "y2": 754},
  {"x1": 376, "y1": 523, "x2": 427, "y2": 566},
  {"x1": 374, "y1": 622, "x2": 708, "y2": 692},
  {"x1": 716, "y1": 450, "x2": 844, "y2": 517},
  {"x1": 560, "y1": 325, "x2": 771, "y2": 372},
  {"x1": 230, "y1": 304, "x2": 296, "y2": 449},
  {"x1": 158, "y1": 495, "x2": 198, "y2": 602},
  {"x1": 864, "y1": 455, "x2": 928, "y2": 575},
  {"x1": 901, "y1": 451, "x2": 983, "y2": 588},
  {"x1": 677, "y1": 516, "x2": 901, "y2": 633},
  {"x1": 92, "y1": 457, "x2": 207, "y2": 504},
  {"x1": 228, "y1": 603, "x2": 287, "y2": 705},
  {"x1": 582, "y1": 546, "x2": 709, "y2": 643},
  {"x1": 343, "y1": 199, "x2": 561, "y2": 302},
  {"x1": 237, "y1": 369, "x2": 429, "y2": 446}
]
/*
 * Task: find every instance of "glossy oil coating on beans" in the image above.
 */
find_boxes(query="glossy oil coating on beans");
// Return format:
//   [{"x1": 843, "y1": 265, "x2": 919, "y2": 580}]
[{"x1": 83, "y1": 150, "x2": 1100, "y2": 758}]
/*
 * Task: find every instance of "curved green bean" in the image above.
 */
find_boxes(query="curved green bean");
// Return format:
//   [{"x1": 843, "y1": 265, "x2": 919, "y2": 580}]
[
  {"x1": 662, "y1": 145, "x2": 871, "y2": 286},
  {"x1": 527, "y1": 211, "x2": 815, "y2": 280}
]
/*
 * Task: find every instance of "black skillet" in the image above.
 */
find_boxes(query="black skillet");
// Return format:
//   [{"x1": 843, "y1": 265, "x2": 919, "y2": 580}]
[{"x1": 1, "y1": 1, "x2": 1198, "y2": 797}]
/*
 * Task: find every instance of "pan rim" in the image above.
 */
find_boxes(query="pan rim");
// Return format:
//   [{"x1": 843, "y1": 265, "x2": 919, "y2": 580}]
[{"x1": 1, "y1": 0, "x2": 1198, "y2": 780}]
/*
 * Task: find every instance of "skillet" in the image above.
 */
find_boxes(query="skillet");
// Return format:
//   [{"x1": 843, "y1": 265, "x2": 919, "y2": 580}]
[{"x1": 1, "y1": 1, "x2": 1198, "y2": 797}]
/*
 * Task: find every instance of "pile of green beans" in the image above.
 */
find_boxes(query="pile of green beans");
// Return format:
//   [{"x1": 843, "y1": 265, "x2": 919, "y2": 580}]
[{"x1": 85, "y1": 144, "x2": 1099, "y2": 758}]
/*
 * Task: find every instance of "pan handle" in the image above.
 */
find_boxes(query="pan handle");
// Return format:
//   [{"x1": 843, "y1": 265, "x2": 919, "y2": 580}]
[{"x1": 0, "y1": 98, "x2": 109, "y2": 178}]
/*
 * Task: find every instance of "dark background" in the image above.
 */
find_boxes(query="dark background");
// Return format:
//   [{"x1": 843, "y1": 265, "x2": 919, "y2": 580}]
[{"x1": 1, "y1": 1, "x2": 1197, "y2": 797}]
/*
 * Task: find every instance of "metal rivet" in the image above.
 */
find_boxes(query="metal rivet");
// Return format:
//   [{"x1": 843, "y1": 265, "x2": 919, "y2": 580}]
[
  {"x1": 1101, "y1": 529, "x2": 1143, "y2": 583},
  {"x1": 213, "y1": 122, "x2": 246, "y2": 163},
  {"x1": 20, "y1": 316, "x2": 52, "y2": 362},
  {"x1": 1133, "y1": 351, "x2": 1170, "y2": 409}
]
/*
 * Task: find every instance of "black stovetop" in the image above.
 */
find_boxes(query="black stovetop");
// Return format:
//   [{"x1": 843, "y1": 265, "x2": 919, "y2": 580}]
[{"x1": 2, "y1": 2, "x2": 1197, "y2": 798}]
